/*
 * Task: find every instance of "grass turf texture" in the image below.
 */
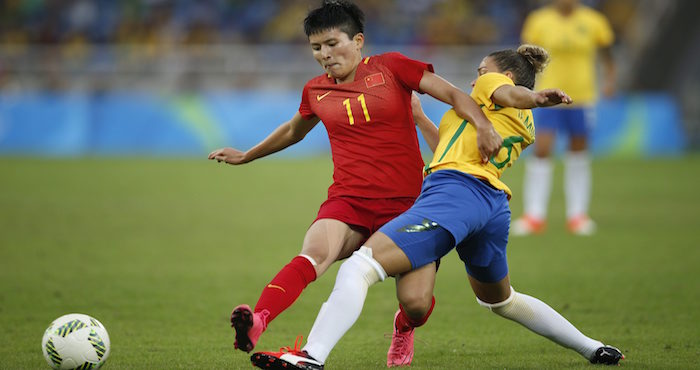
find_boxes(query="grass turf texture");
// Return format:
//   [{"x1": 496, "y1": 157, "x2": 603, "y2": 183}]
[{"x1": 0, "y1": 156, "x2": 698, "y2": 369}]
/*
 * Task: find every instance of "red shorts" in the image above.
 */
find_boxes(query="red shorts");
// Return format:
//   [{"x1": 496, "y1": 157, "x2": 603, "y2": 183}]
[{"x1": 314, "y1": 196, "x2": 416, "y2": 239}]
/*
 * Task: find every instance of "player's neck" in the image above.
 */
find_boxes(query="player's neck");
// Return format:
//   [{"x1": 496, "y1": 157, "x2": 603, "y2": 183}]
[
  {"x1": 335, "y1": 58, "x2": 362, "y2": 84},
  {"x1": 555, "y1": 5, "x2": 576, "y2": 16},
  {"x1": 336, "y1": 70, "x2": 356, "y2": 84},
  {"x1": 335, "y1": 70, "x2": 357, "y2": 85}
]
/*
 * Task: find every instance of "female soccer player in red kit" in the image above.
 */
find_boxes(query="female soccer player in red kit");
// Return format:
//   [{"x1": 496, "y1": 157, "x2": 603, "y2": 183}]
[{"x1": 208, "y1": 1, "x2": 501, "y2": 363}]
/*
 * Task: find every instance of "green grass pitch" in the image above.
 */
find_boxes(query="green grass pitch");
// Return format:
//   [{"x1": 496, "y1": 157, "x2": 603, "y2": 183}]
[{"x1": 1, "y1": 155, "x2": 699, "y2": 369}]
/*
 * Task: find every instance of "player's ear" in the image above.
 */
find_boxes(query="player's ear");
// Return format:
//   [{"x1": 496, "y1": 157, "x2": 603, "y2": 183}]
[
  {"x1": 353, "y1": 33, "x2": 364, "y2": 50},
  {"x1": 504, "y1": 71, "x2": 515, "y2": 81}
]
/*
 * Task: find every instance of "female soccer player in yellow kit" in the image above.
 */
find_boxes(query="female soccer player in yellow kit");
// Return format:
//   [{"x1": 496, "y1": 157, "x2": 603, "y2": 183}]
[{"x1": 512, "y1": 0, "x2": 616, "y2": 236}]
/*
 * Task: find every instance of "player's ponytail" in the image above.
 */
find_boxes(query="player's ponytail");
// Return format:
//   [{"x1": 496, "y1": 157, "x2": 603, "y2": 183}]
[
  {"x1": 488, "y1": 44, "x2": 550, "y2": 90},
  {"x1": 517, "y1": 44, "x2": 549, "y2": 74}
]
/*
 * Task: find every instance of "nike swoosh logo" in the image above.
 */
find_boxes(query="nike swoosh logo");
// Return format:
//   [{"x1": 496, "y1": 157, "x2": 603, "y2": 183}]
[
  {"x1": 316, "y1": 91, "x2": 331, "y2": 101},
  {"x1": 266, "y1": 284, "x2": 286, "y2": 293}
]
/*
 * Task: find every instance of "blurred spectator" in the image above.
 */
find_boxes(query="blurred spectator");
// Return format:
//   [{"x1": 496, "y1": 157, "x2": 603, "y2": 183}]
[
  {"x1": 0, "y1": 0, "x2": 638, "y2": 47},
  {"x1": 0, "y1": 0, "x2": 665, "y2": 93}
]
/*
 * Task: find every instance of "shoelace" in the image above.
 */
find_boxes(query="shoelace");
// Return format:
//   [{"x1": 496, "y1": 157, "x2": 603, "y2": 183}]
[
  {"x1": 276, "y1": 335, "x2": 304, "y2": 355},
  {"x1": 391, "y1": 332, "x2": 410, "y2": 349}
]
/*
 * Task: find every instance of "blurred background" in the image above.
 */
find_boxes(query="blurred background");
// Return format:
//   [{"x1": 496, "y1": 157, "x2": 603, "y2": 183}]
[
  {"x1": 0, "y1": 0, "x2": 696, "y2": 157},
  {"x1": 2, "y1": 3, "x2": 699, "y2": 368}
]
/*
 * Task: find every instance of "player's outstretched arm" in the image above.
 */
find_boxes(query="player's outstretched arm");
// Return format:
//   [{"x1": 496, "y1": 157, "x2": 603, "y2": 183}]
[
  {"x1": 419, "y1": 71, "x2": 502, "y2": 163},
  {"x1": 492, "y1": 85, "x2": 572, "y2": 109},
  {"x1": 208, "y1": 112, "x2": 320, "y2": 165},
  {"x1": 411, "y1": 93, "x2": 439, "y2": 153}
]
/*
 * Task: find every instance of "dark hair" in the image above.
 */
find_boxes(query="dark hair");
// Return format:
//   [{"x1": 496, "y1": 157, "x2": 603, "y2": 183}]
[
  {"x1": 304, "y1": 0, "x2": 365, "y2": 38},
  {"x1": 487, "y1": 44, "x2": 549, "y2": 89}
]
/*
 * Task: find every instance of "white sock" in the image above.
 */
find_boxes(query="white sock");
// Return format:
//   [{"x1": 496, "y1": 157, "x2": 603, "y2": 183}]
[
  {"x1": 303, "y1": 247, "x2": 387, "y2": 363},
  {"x1": 523, "y1": 156, "x2": 553, "y2": 220},
  {"x1": 564, "y1": 151, "x2": 591, "y2": 219},
  {"x1": 478, "y1": 287, "x2": 603, "y2": 360}
]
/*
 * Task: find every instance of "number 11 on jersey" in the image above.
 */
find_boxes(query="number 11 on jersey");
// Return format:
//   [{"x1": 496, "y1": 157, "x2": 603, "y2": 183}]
[{"x1": 343, "y1": 94, "x2": 371, "y2": 125}]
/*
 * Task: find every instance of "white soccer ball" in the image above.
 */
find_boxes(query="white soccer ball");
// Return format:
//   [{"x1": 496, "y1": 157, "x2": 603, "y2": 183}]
[{"x1": 41, "y1": 313, "x2": 111, "y2": 370}]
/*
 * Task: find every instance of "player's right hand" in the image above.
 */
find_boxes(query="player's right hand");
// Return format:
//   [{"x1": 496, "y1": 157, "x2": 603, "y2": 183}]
[
  {"x1": 208, "y1": 147, "x2": 248, "y2": 165},
  {"x1": 535, "y1": 89, "x2": 573, "y2": 107},
  {"x1": 476, "y1": 125, "x2": 503, "y2": 164}
]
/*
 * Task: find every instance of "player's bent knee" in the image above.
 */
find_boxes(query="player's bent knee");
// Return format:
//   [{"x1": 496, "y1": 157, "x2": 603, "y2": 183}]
[
  {"x1": 350, "y1": 246, "x2": 388, "y2": 283},
  {"x1": 398, "y1": 291, "x2": 433, "y2": 318}
]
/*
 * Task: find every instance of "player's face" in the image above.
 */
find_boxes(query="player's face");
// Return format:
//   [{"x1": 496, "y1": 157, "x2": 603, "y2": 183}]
[
  {"x1": 470, "y1": 56, "x2": 501, "y2": 88},
  {"x1": 309, "y1": 28, "x2": 364, "y2": 83}
]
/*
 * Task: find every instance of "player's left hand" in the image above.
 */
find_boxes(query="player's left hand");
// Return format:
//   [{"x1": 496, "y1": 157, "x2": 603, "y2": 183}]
[
  {"x1": 535, "y1": 89, "x2": 573, "y2": 107},
  {"x1": 410, "y1": 92, "x2": 427, "y2": 121}
]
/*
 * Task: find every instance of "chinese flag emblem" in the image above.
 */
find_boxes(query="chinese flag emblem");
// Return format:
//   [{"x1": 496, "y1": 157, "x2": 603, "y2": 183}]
[{"x1": 365, "y1": 73, "x2": 385, "y2": 88}]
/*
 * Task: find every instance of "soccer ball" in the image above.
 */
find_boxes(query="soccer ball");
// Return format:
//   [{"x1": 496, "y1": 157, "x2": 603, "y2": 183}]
[{"x1": 41, "y1": 313, "x2": 111, "y2": 370}]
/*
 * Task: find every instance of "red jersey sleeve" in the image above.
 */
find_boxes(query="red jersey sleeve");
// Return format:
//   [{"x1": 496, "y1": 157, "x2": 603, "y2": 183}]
[
  {"x1": 379, "y1": 52, "x2": 434, "y2": 92},
  {"x1": 299, "y1": 83, "x2": 315, "y2": 120}
]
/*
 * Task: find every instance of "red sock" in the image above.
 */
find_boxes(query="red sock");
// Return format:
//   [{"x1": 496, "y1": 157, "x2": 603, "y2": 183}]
[
  {"x1": 254, "y1": 256, "x2": 317, "y2": 324},
  {"x1": 395, "y1": 296, "x2": 436, "y2": 333}
]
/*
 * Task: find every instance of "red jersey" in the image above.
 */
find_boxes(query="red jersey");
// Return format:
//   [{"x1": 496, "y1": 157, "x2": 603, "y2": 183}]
[{"x1": 299, "y1": 52, "x2": 434, "y2": 199}]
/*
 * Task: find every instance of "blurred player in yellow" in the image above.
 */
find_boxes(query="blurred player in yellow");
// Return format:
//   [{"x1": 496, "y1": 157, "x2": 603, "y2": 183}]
[{"x1": 512, "y1": 0, "x2": 616, "y2": 236}]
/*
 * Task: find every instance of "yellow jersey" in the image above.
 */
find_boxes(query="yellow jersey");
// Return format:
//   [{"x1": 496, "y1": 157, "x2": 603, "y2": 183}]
[
  {"x1": 425, "y1": 73, "x2": 535, "y2": 198},
  {"x1": 522, "y1": 5, "x2": 614, "y2": 104}
]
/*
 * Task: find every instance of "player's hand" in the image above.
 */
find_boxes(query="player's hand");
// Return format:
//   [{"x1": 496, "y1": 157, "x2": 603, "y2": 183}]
[
  {"x1": 208, "y1": 147, "x2": 248, "y2": 165},
  {"x1": 410, "y1": 92, "x2": 427, "y2": 121},
  {"x1": 535, "y1": 89, "x2": 573, "y2": 107},
  {"x1": 476, "y1": 125, "x2": 503, "y2": 164}
]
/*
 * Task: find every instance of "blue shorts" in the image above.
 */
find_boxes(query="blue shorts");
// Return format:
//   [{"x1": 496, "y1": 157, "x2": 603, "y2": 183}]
[
  {"x1": 379, "y1": 170, "x2": 511, "y2": 283},
  {"x1": 533, "y1": 106, "x2": 593, "y2": 137}
]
